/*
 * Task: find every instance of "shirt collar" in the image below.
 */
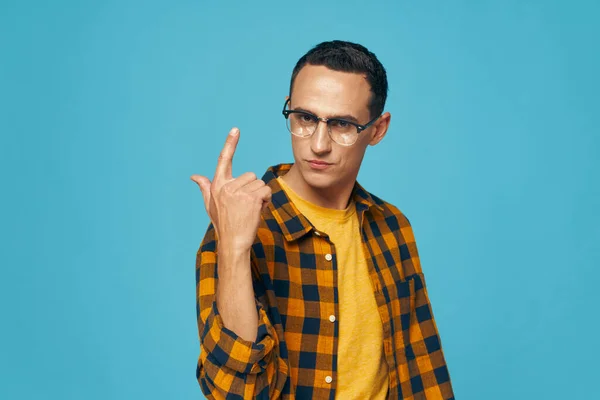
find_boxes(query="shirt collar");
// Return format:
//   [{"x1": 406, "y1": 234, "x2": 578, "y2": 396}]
[{"x1": 261, "y1": 163, "x2": 384, "y2": 242}]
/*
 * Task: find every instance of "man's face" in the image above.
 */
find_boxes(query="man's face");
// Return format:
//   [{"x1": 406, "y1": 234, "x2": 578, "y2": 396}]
[{"x1": 287, "y1": 64, "x2": 388, "y2": 191}]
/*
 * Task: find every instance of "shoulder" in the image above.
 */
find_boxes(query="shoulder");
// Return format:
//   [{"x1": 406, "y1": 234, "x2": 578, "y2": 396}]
[{"x1": 368, "y1": 191, "x2": 414, "y2": 229}]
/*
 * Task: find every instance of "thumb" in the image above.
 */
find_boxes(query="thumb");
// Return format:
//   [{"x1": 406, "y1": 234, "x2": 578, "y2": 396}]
[{"x1": 190, "y1": 175, "x2": 211, "y2": 203}]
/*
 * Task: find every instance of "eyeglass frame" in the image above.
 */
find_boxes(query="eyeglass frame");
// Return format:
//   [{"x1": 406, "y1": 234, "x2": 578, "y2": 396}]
[{"x1": 281, "y1": 98, "x2": 381, "y2": 145}]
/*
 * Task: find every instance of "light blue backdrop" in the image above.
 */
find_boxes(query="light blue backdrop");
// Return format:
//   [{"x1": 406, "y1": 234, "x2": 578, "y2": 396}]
[{"x1": 1, "y1": 1, "x2": 598, "y2": 399}]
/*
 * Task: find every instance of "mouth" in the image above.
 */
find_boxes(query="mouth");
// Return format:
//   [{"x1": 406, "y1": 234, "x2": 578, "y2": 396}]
[{"x1": 307, "y1": 160, "x2": 333, "y2": 170}]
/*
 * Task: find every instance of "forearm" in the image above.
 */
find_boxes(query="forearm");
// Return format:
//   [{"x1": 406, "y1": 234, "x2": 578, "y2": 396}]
[
  {"x1": 215, "y1": 243, "x2": 259, "y2": 342},
  {"x1": 196, "y1": 224, "x2": 285, "y2": 397}
]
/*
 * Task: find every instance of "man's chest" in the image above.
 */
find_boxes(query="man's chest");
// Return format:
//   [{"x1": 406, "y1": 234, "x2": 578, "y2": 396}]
[{"x1": 259, "y1": 222, "x2": 408, "y2": 332}]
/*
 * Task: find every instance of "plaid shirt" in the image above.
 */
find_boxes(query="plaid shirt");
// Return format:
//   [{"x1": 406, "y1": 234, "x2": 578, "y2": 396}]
[{"x1": 196, "y1": 163, "x2": 454, "y2": 399}]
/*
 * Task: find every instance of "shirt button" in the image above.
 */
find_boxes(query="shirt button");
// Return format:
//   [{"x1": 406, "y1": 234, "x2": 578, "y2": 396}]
[
  {"x1": 325, "y1": 253, "x2": 332, "y2": 261},
  {"x1": 329, "y1": 315, "x2": 336, "y2": 322},
  {"x1": 325, "y1": 375, "x2": 332, "y2": 384}
]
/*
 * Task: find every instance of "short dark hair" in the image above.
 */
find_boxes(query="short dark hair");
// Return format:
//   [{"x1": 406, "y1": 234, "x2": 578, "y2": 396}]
[{"x1": 289, "y1": 40, "x2": 388, "y2": 119}]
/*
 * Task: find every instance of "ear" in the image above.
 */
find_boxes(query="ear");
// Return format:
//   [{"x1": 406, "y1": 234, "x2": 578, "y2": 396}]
[{"x1": 369, "y1": 112, "x2": 391, "y2": 146}]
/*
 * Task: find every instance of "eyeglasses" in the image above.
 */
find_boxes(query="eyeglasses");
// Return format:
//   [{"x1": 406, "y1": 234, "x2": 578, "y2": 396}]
[{"x1": 281, "y1": 98, "x2": 381, "y2": 146}]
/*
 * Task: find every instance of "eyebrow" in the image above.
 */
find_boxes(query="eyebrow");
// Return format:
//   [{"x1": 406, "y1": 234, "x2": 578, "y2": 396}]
[{"x1": 292, "y1": 107, "x2": 360, "y2": 124}]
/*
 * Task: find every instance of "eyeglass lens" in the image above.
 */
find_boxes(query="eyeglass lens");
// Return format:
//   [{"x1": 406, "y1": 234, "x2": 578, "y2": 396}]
[{"x1": 287, "y1": 112, "x2": 358, "y2": 146}]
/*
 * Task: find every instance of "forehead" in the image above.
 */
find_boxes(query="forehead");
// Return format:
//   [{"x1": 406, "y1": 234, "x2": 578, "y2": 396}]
[{"x1": 292, "y1": 65, "x2": 371, "y2": 117}]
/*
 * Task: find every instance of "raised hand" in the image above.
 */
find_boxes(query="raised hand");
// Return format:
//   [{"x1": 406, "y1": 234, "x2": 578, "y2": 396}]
[{"x1": 191, "y1": 127, "x2": 272, "y2": 251}]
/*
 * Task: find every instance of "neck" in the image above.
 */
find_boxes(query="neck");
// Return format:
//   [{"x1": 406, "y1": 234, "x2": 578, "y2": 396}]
[{"x1": 281, "y1": 164, "x2": 354, "y2": 210}]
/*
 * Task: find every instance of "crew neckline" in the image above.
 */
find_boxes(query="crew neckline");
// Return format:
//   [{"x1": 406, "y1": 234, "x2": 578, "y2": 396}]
[{"x1": 276, "y1": 176, "x2": 356, "y2": 222}]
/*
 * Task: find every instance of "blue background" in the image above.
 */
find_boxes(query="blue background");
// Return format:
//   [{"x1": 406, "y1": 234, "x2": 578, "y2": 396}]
[{"x1": 1, "y1": 0, "x2": 598, "y2": 399}]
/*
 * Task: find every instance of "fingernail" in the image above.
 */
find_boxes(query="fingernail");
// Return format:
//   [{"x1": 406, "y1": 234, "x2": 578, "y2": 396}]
[{"x1": 231, "y1": 128, "x2": 239, "y2": 136}]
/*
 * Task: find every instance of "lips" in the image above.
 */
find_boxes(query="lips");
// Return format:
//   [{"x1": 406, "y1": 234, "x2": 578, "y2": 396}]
[{"x1": 307, "y1": 160, "x2": 332, "y2": 170}]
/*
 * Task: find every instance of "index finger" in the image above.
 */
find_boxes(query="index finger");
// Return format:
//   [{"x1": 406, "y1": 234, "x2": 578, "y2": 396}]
[{"x1": 214, "y1": 127, "x2": 240, "y2": 181}]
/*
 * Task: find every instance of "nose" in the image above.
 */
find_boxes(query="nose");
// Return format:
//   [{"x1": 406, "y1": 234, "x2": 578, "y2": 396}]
[{"x1": 310, "y1": 119, "x2": 332, "y2": 155}]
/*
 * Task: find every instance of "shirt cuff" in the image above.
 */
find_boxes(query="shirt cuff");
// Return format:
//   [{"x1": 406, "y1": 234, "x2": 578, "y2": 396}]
[{"x1": 200, "y1": 299, "x2": 276, "y2": 375}]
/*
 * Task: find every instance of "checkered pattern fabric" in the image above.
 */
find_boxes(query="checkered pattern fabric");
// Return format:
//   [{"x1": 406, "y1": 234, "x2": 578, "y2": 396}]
[{"x1": 196, "y1": 163, "x2": 454, "y2": 399}]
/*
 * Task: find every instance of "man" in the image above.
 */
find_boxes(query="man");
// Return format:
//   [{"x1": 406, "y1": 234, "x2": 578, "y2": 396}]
[{"x1": 191, "y1": 40, "x2": 454, "y2": 399}]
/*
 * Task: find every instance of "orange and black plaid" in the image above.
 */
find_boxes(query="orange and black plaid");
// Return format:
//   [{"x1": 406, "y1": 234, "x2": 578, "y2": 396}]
[{"x1": 196, "y1": 163, "x2": 454, "y2": 399}]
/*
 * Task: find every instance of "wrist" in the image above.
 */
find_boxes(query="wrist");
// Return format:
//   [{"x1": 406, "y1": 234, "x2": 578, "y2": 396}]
[{"x1": 217, "y1": 241, "x2": 251, "y2": 261}]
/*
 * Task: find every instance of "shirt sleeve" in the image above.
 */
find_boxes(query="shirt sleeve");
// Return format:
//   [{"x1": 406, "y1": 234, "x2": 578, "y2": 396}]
[
  {"x1": 399, "y1": 216, "x2": 455, "y2": 400},
  {"x1": 195, "y1": 222, "x2": 288, "y2": 399}
]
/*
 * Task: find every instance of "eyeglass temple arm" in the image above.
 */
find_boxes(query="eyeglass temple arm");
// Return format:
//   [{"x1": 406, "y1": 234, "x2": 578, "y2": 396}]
[
  {"x1": 357, "y1": 114, "x2": 382, "y2": 132},
  {"x1": 282, "y1": 98, "x2": 291, "y2": 116}
]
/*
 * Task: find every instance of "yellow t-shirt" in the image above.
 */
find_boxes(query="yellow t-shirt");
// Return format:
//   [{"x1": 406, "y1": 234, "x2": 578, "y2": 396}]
[{"x1": 277, "y1": 176, "x2": 388, "y2": 399}]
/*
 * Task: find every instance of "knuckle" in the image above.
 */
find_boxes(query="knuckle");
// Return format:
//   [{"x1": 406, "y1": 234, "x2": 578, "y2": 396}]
[
  {"x1": 216, "y1": 183, "x2": 228, "y2": 195},
  {"x1": 222, "y1": 184, "x2": 233, "y2": 194}
]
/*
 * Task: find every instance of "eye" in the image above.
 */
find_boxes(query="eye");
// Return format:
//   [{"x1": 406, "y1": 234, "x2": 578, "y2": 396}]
[
  {"x1": 331, "y1": 119, "x2": 350, "y2": 128},
  {"x1": 301, "y1": 114, "x2": 315, "y2": 122}
]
